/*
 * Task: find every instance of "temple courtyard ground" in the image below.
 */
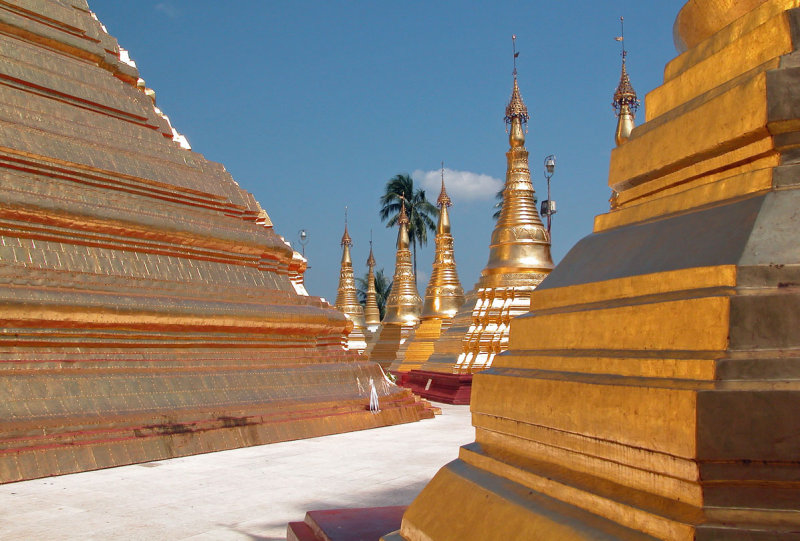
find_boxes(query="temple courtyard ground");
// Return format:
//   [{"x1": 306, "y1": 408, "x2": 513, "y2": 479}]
[{"x1": 0, "y1": 402, "x2": 472, "y2": 540}]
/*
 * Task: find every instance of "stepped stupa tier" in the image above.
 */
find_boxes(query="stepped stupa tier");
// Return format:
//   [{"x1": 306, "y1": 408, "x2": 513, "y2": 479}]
[
  {"x1": 364, "y1": 241, "x2": 381, "y2": 332},
  {"x1": 333, "y1": 220, "x2": 367, "y2": 353},
  {"x1": 405, "y1": 67, "x2": 553, "y2": 403},
  {"x1": 0, "y1": 0, "x2": 431, "y2": 484},
  {"x1": 392, "y1": 169, "x2": 464, "y2": 376},
  {"x1": 368, "y1": 200, "x2": 422, "y2": 370},
  {"x1": 392, "y1": 2, "x2": 800, "y2": 539}
]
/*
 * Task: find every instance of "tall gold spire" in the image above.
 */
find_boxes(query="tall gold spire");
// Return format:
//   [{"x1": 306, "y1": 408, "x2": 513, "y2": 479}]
[
  {"x1": 482, "y1": 52, "x2": 553, "y2": 284},
  {"x1": 442, "y1": 37, "x2": 554, "y2": 374},
  {"x1": 382, "y1": 197, "x2": 422, "y2": 326},
  {"x1": 613, "y1": 17, "x2": 639, "y2": 146},
  {"x1": 421, "y1": 164, "x2": 464, "y2": 319},
  {"x1": 334, "y1": 209, "x2": 367, "y2": 351},
  {"x1": 364, "y1": 234, "x2": 381, "y2": 330}
]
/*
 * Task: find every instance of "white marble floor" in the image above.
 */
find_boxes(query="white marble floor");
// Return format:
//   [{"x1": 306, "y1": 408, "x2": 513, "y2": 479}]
[{"x1": 0, "y1": 403, "x2": 473, "y2": 540}]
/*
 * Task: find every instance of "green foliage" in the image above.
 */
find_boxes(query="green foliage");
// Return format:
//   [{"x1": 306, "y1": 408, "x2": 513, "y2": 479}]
[{"x1": 378, "y1": 173, "x2": 439, "y2": 277}]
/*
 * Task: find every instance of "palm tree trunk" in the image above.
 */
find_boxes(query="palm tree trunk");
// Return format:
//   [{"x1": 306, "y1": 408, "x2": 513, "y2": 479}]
[{"x1": 412, "y1": 241, "x2": 417, "y2": 281}]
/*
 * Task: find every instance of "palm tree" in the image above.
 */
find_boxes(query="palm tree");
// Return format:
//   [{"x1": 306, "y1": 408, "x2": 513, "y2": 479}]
[
  {"x1": 379, "y1": 174, "x2": 438, "y2": 277},
  {"x1": 356, "y1": 269, "x2": 392, "y2": 320},
  {"x1": 492, "y1": 187, "x2": 504, "y2": 220}
]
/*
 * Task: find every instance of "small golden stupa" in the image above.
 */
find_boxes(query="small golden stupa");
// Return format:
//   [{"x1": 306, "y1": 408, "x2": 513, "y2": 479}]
[
  {"x1": 364, "y1": 238, "x2": 381, "y2": 332},
  {"x1": 368, "y1": 199, "x2": 422, "y2": 370},
  {"x1": 416, "y1": 44, "x2": 554, "y2": 398},
  {"x1": 392, "y1": 166, "x2": 464, "y2": 374},
  {"x1": 333, "y1": 212, "x2": 367, "y2": 353}
]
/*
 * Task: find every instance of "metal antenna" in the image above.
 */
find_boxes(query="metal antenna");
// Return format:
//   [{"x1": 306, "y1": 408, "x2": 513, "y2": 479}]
[
  {"x1": 616, "y1": 17, "x2": 627, "y2": 61},
  {"x1": 512, "y1": 34, "x2": 519, "y2": 77}
]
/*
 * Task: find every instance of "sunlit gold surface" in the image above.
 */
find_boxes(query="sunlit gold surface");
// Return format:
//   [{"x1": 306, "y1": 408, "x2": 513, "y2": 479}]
[
  {"x1": 369, "y1": 201, "x2": 421, "y2": 370},
  {"x1": 0, "y1": 0, "x2": 431, "y2": 484},
  {"x1": 364, "y1": 243, "x2": 381, "y2": 331},
  {"x1": 334, "y1": 223, "x2": 367, "y2": 352},
  {"x1": 613, "y1": 56, "x2": 639, "y2": 146},
  {"x1": 392, "y1": 176, "x2": 465, "y2": 373},
  {"x1": 429, "y1": 77, "x2": 554, "y2": 375},
  {"x1": 421, "y1": 176, "x2": 464, "y2": 320},
  {"x1": 398, "y1": 2, "x2": 800, "y2": 539},
  {"x1": 673, "y1": 0, "x2": 781, "y2": 52},
  {"x1": 406, "y1": 78, "x2": 553, "y2": 377},
  {"x1": 380, "y1": 201, "x2": 422, "y2": 326}
]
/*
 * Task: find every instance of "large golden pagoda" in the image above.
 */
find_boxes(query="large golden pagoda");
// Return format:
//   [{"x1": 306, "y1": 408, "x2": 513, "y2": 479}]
[
  {"x1": 364, "y1": 240, "x2": 381, "y2": 332},
  {"x1": 334, "y1": 216, "x2": 367, "y2": 353},
  {"x1": 0, "y1": 0, "x2": 431, "y2": 484},
  {"x1": 392, "y1": 167, "x2": 464, "y2": 375},
  {"x1": 368, "y1": 199, "x2": 422, "y2": 370},
  {"x1": 390, "y1": 1, "x2": 800, "y2": 538},
  {"x1": 410, "y1": 58, "x2": 554, "y2": 401}
]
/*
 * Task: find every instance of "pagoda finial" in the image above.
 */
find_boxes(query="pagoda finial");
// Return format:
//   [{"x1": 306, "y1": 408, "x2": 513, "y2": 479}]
[
  {"x1": 340, "y1": 206, "x2": 352, "y2": 246},
  {"x1": 398, "y1": 195, "x2": 409, "y2": 226},
  {"x1": 367, "y1": 230, "x2": 376, "y2": 267},
  {"x1": 437, "y1": 162, "x2": 451, "y2": 208},
  {"x1": 504, "y1": 35, "x2": 529, "y2": 127},
  {"x1": 613, "y1": 17, "x2": 640, "y2": 146}
]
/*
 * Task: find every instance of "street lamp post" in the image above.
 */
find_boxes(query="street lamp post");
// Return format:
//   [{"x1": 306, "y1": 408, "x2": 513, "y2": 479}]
[
  {"x1": 298, "y1": 229, "x2": 309, "y2": 257},
  {"x1": 540, "y1": 155, "x2": 556, "y2": 233}
]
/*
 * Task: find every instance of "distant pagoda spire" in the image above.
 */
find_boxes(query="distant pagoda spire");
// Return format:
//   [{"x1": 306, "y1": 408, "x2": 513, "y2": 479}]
[
  {"x1": 364, "y1": 232, "x2": 381, "y2": 330},
  {"x1": 334, "y1": 207, "x2": 367, "y2": 347},
  {"x1": 382, "y1": 197, "x2": 421, "y2": 326},
  {"x1": 613, "y1": 17, "x2": 640, "y2": 146},
  {"x1": 422, "y1": 163, "x2": 464, "y2": 319}
]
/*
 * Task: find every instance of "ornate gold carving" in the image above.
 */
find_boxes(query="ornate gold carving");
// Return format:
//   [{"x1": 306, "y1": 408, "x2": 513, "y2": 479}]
[{"x1": 381, "y1": 199, "x2": 422, "y2": 326}]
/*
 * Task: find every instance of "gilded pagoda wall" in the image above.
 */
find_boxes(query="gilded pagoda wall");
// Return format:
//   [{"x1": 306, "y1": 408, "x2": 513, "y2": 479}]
[
  {"x1": 391, "y1": 1, "x2": 800, "y2": 539},
  {"x1": 0, "y1": 0, "x2": 430, "y2": 483}
]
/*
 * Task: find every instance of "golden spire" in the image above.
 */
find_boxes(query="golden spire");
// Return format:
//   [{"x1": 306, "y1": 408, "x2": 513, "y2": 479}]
[
  {"x1": 481, "y1": 46, "x2": 554, "y2": 285},
  {"x1": 396, "y1": 195, "x2": 411, "y2": 250},
  {"x1": 364, "y1": 233, "x2": 381, "y2": 329},
  {"x1": 382, "y1": 196, "x2": 422, "y2": 326},
  {"x1": 613, "y1": 17, "x2": 639, "y2": 146},
  {"x1": 334, "y1": 209, "x2": 366, "y2": 336},
  {"x1": 340, "y1": 207, "x2": 352, "y2": 249},
  {"x1": 504, "y1": 35, "x2": 530, "y2": 151},
  {"x1": 422, "y1": 163, "x2": 464, "y2": 319}
]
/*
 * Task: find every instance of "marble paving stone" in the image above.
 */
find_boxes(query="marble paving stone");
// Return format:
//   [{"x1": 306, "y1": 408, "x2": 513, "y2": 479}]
[{"x1": 0, "y1": 403, "x2": 471, "y2": 540}]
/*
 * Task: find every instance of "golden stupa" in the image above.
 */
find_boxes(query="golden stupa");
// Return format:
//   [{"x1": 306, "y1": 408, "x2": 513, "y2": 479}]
[
  {"x1": 392, "y1": 167, "x2": 464, "y2": 375},
  {"x1": 390, "y1": 2, "x2": 800, "y2": 538},
  {"x1": 364, "y1": 239, "x2": 381, "y2": 332},
  {"x1": 413, "y1": 55, "x2": 554, "y2": 401},
  {"x1": 368, "y1": 199, "x2": 422, "y2": 370},
  {"x1": 334, "y1": 215, "x2": 368, "y2": 353},
  {"x1": 0, "y1": 0, "x2": 432, "y2": 484}
]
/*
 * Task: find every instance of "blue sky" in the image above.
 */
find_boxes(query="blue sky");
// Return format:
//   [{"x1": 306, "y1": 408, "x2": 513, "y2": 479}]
[{"x1": 89, "y1": 1, "x2": 684, "y2": 302}]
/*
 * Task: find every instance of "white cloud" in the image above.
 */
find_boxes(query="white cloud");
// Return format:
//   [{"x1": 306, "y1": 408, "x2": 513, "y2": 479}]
[
  {"x1": 155, "y1": 2, "x2": 179, "y2": 18},
  {"x1": 413, "y1": 168, "x2": 502, "y2": 202}
]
